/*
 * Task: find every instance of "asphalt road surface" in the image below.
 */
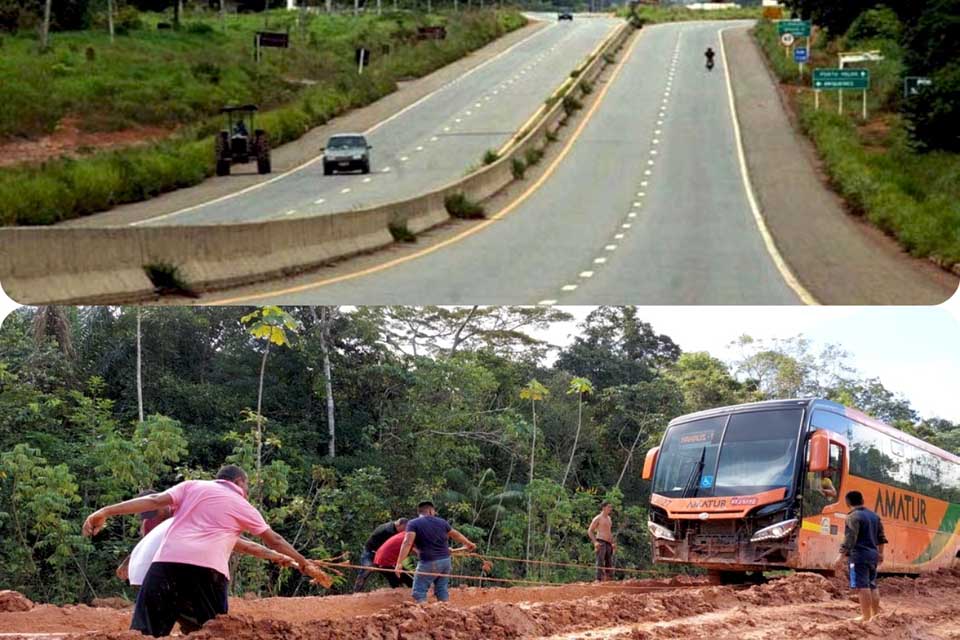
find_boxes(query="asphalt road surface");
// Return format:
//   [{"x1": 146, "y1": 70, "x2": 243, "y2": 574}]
[
  {"x1": 142, "y1": 15, "x2": 621, "y2": 226},
  {"x1": 235, "y1": 21, "x2": 803, "y2": 305}
]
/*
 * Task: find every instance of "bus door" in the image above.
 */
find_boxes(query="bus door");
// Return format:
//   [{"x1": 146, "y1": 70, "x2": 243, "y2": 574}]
[{"x1": 799, "y1": 430, "x2": 847, "y2": 569}]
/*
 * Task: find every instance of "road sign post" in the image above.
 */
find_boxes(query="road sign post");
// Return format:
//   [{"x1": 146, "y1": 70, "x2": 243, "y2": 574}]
[
  {"x1": 254, "y1": 31, "x2": 289, "y2": 63},
  {"x1": 813, "y1": 68, "x2": 870, "y2": 118},
  {"x1": 903, "y1": 76, "x2": 932, "y2": 98},
  {"x1": 355, "y1": 47, "x2": 370, "y2": 75},
  {"x1": 777, "y1": 21, "x2": 810, "y2": 77},
  {"x1": 794, "y1": 46, "x2": 808, "y2": 78}
]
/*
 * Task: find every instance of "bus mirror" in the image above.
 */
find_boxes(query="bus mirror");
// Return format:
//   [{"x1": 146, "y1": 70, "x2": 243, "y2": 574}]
[
  {"x1": 642, "y1": 446, "x2": 659, "y2": 481},
  {"x1": 808, "y1": 430, "x2": 830, "y2": 472}
]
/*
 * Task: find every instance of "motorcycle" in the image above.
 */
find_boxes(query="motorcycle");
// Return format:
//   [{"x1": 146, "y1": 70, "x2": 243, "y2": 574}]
[{"x1": 706, "y1": 58, "x2": 715, "y2": 71}]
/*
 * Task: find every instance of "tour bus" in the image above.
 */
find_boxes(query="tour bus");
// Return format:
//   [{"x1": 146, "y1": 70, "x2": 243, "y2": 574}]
[{"x1": 642, "y1": 398, "x2": 960, "y2": 582}]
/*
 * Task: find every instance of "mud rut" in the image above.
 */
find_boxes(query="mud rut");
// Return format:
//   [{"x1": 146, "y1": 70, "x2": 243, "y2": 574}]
[{"x1": 2, "y1": 570, "x2": 959, "y2": 640}]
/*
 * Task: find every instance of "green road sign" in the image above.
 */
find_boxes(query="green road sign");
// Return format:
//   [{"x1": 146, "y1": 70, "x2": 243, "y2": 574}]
[
  {"x1": 777, "y1": 20, "x2": 811, "y2": 37},
  {"x1": 813, "y1": 68, "x2": 869, "y2": 90}
]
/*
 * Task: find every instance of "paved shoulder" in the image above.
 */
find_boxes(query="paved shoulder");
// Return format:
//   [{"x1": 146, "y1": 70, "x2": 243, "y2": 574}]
[{"x1": 724, "y1": 26, "x2": 958, "y2": 305}]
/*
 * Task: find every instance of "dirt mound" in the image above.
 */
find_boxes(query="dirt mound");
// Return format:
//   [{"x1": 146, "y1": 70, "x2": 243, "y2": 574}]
[
  {"x1": 0, "y1": 590, "x2": 34, "y2": 612},
  {"x1": 879, "y1": 566, "x2": 960, "y2": 597},
  {"x1": 91, "y1": 597, "x2": 133, "y2": 610},
  {"x1": 737, "y1": 572, "x2": 842, "y2": 606}
]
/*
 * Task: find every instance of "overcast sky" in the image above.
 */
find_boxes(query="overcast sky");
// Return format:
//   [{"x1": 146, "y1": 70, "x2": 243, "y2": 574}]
[{"x1": 533, "y1": 305, "x2": 960, "y2": 422}]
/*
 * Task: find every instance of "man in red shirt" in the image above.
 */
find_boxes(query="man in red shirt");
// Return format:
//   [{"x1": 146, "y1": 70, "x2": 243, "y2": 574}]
[{"x1": 373, "y1": 531, "x2": 414, "y2": 588}]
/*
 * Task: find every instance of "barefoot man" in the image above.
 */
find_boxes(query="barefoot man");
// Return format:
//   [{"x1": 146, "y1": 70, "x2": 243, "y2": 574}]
[
  {"x1": 83, "y1": 465, "x2": 329, "y2": 637},
  {"x1": 588, "y1": 501, "x2": 616, "y2": 582},
  {"x1": 834, "y1": 490, "x2": 887, "y2": 623}
]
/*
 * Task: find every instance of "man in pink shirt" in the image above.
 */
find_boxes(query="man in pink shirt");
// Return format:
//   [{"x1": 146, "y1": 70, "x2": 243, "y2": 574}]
[{"x1": 83, "y1": 465, "x2": 326, "y2": 637}]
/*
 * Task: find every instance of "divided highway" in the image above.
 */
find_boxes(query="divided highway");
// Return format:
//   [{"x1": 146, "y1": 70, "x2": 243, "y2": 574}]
[
  {"x1": 216, "y1": 21, "x2": 803, "y2": 305},
  {"x1": 141, "y1": 16, "x2": 621, "y2": 226}
]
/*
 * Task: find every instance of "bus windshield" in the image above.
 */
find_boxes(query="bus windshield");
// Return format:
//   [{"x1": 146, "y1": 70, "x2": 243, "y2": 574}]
[{"x1": 653, "y1": 409, "x2": 804, "y2": 498}]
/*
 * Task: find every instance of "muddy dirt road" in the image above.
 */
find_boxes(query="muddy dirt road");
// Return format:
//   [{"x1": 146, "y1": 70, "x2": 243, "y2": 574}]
[{"x1": 2, "y1": 570, "x2": 958, "y2": 640}]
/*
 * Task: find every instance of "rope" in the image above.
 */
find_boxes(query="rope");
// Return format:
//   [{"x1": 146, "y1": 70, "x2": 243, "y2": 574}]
[
  {"x1": 461, "y1": 552, "x2": 662, "y2": 576},
  {"x1": 315, "y1": 559, "x2": 687, "y2": 591}
]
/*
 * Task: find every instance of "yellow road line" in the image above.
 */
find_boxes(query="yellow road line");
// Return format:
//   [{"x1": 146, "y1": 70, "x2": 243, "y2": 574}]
[
  {"x1": 204, "y1": 28, "x2": 641, "y2": 306},
  {"x1": 719, "y1": 25, "x2": 818, "y2": 305}
]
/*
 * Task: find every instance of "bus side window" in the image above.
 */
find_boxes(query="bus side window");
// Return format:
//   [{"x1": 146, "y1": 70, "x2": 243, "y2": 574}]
[{"x1": 821, "y1": 444, "x2": 842, "y2": 503}]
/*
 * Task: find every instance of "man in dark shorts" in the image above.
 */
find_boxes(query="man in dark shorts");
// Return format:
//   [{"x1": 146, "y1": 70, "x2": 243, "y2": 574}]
[
  {"x1": 83, "y1": 465, "x2": 327, "y2": 637},
  {"x1": 834, "y1": 490, "x2": 887, "y2": 623},
  {"x1": 394, "y1": 500, "x2": 476, "y2": 603},
  {"x1": 353, "y1": 517, "x2": 408, "y2": 592},
  {"x1": 588, "y1": 501, "x2": 616, "y2": 581}
]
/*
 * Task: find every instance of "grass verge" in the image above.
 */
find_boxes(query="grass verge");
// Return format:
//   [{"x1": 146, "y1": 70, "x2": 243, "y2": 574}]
[
  {"x1": 753, "y1": 20, "x2": 960, "y2": 269},
  {"x1": 0, "y1": 8, "x2": 525, "y2": 226}
]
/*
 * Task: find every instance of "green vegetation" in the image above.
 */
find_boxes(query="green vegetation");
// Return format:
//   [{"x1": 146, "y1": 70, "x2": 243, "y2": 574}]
[
  {"x1": 617, "y1": 4, "x2": 763, "y2": 24},
  {"x1": 524, "y1": 147, "x2": 543, "y2": 167},
  {"x1": 2, "y1": 306, "x2": 955, "y2": 604},
  {"x1": 483, "y1": 148, "x2": 500, "y2": 165},
  {"x1": 444, "y1": 192, "x2": 485, "y2": 219},
  {"x1": 580, "y1": 80, "x2": 594, "y2": 95},
  {"x1": 388, "y1": 220, "x2": 416, "y2": 243},
  {"x1": 511, "y1": 157, "x2": 526, "y2": 179},
  {"x1": 562, "y1": 94, "x2": 582, "y2": 116},
  {"x1": 754, "y1": 14, "x2": 960, "y2": 269},
  {"x1": 0, "y1": 8, "x2": 525, "y2": 225},
  {"x1": 143, "y1": 261, "x2": 194, "y2": 297}
]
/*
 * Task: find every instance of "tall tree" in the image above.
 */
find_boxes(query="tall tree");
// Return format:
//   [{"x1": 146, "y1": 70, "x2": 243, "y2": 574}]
[
  {"x1": 560, "y1": 377, "x2": 593, "y2": 488},
  {"x1": 519, "y1": 378, "x2": 548, "y2": 568},
  {"x1": 241, "y1": 306, "x2": 301, "y2": 501},
  {"x1": 556, "y1": 307, "x2": 680, "y2": 390},
  {"x1": 40, "y1": 0, "x2": 53, "y2": 50},
  {"x1": 309, "y1": 307, "x2": 338, "y2": 458},
  {"x1": 136, "y1": 307, "x2": 144, "y2": 423}
]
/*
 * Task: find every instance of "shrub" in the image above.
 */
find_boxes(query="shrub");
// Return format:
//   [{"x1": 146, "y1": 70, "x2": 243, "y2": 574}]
[
  {"x1": 143, "y1": 262, "x2": 195, "y2": 297},
  {"x1": 184, "y1": 21, "x2": 215, "y2": 35},
  {"x1": 545, "y1": 130, "x2": 558, "y2": 143},
  {"x1": 580, "y1": 80, "x2": 594, "y2": 95},
  {"x1": 603, "y1": 52, "x2": 615, "y2": 64},
  {"x1": 388, "y1": 220, "x2": 416, "y2": 243},
  {"x1": 845, "y1": 6, "x2": 902, "y2": 43},
  {"x1": 562, "y1": 95, "x2": 582, "y2": 116},
  {"x1": 444, "y1": 193, "x2": 485, "y2": 219},
  {"x1": 482, "y1": 149, "x2": 499, "y2": 165},
  {"x1": 511, "y1": 157, "x2": 525, "y2": 179},
  {"x1": 569, "y1": 68, "x2": 581, "y2": 78},
  {"x1": 524, "y1": 147, "x2": 543, "y2": 166}
]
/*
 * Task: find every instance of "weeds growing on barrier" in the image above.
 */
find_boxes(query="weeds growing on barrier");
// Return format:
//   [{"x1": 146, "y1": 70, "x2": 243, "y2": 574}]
[
  {"x1": 580, "y1": 81, "x2": 594, "y2": 96},
  {"x1": 545, "y1": 130, "x2": 558, "y2": 143},
  {"x1": 603, "y1": 52, "x2": 615, "y2": 64},
  {"x1": 511, "y1": 158, "x2": 526, "y2": 179},
  {"x1": 388, "y1": 220, "x2": 417, "y2": 243},
  {"x1": 445, "y1": 193, "x2": 485, "y2": 219},
  {"x1": 483, "y1": 149, "x2": 500, "y2": 165},
  {"x1": 562, "y1": 95, "x2": 583, "y2": 116},
  {"x1": 525, "y1": 147, "x2": 544, "y2": 167},
  {"x1": 143, "y1": 262, "x2": 195, "y2": 297}
]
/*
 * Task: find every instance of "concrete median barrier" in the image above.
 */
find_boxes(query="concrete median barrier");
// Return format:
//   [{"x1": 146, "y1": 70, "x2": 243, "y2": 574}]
[{"x1": 0, "y1": 23, "x2": 631, "y2": 305}]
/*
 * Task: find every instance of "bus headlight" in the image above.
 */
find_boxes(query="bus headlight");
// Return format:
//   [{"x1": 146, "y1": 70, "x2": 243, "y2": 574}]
[
  {"x1": 750, "y1": 518, "x2": 798, "y2": 542},
  {"x1": 648, "y1": 521, "x2": 675, "y2": 541}
]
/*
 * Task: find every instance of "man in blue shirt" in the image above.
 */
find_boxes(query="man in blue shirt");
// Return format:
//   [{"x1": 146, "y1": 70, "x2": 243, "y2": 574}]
[
  {"x1": 834, "y1": 490, "x2": 888, "y2": 623},
  {"x1": 394, "y1": 500, "x2": 476, "y2": 603}
]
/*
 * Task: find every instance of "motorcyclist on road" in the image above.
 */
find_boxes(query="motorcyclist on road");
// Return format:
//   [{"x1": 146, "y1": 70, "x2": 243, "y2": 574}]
[{"x1": 705, "y1": 47, "x2": 716, "y2": 65}]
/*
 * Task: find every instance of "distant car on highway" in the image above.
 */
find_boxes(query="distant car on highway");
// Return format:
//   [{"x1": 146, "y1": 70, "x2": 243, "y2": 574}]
[
  {"x1": 322, "y1": 133, "x2": 372, "y2": 175},
  {"x1": 558, "y1": 9, "x2": 573, "y2": 20}
]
